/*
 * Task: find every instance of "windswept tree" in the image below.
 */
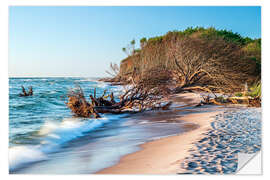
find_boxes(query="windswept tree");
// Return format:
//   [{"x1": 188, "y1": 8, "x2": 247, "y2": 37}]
[
  {"x1": 122, "y1": 39, "x2": 137, "y2": 57},
  {"x1": 105, "y1": 62, "x2": 120, "y2": 77},
  {"x1": 119, "y1": 27, "x2": 260, "y2": 93},
  {"x1": 130, "y1": 39, "x2": 136, "y2": 55},
  {"x1": 167, "y1": 36, "x2": 257, "y2": 92},
  {"x1": 122, "y1": 47, "x2": 129, "y2": 56}
]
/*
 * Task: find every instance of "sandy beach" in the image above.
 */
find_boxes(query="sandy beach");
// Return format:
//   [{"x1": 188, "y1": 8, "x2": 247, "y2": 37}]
[
  {"x1": 97, "y1": 93, "x2": 222, "y2": 174},
  {"x1": 97, "y1": 91, "x2": 261, "y2": 175}
]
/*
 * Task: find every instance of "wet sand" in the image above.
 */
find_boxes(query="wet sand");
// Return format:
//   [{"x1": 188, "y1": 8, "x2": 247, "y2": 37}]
[
  {"x1": 12, "y1": 93, "x2": 198, "y2": 174},
  {"x1": 97, "y1": 93, "x2": 222, "y2": 174}
]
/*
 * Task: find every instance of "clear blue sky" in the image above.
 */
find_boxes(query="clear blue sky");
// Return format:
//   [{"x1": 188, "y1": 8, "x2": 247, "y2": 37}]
[{"x1": 9, "y1": 6, "x2": 261, "y2": 77}]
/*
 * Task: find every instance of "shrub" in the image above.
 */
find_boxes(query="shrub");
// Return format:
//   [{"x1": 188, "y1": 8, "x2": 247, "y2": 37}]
[{"x1": 248, "y1": 81, "x2": 261, "y2": 98}]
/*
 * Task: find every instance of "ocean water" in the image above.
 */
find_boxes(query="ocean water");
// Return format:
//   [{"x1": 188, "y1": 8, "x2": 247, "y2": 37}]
[{"x1": 9, "y1": 77, "x2": 193, "y2": 174}]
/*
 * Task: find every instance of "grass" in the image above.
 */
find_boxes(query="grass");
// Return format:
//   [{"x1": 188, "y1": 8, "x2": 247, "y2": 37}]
[
  {"x1": 248, "y1": 81, "x2": 261, "y2": 98},
  {"x1": 234, "y1": 82, "x2": 261, "y2": 98}
]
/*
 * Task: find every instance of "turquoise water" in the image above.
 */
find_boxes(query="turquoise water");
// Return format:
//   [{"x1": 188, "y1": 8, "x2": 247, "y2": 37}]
[
  {"x1": 9, "y1": 77, "x2": 190, "y2": 174},
  {"x1": 9, "y1": 77, "x2": 113, "y2": 147}
]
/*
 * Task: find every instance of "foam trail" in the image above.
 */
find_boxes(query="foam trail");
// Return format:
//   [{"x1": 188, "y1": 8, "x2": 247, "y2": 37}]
[
  {"x1": 9, "y1": 114, "x2": 125, "y2": 171},
  {"x1": 9, "y1": 146, "x2": 48, "y2": 172}
]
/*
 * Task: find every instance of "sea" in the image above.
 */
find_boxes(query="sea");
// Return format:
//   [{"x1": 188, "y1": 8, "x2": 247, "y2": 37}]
[{"x1": 9, "y1": 77, "x2": 193, "y2": 174}]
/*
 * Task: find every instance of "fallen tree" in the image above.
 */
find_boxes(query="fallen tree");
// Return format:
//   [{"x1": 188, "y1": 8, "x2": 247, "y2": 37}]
[{"x1": 66, "y1": 85, "x2": 172, "y2": 118}]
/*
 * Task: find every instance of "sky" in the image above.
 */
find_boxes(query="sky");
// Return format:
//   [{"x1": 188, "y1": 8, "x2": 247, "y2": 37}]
[{"x1": 9, "y1": 6, "x2": 261, "y2": 77}]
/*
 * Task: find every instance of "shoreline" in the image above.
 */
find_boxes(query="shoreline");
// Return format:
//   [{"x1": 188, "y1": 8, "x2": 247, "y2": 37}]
[{"x1": 97, "y1": 93, "x2": 222, "y2": 174}]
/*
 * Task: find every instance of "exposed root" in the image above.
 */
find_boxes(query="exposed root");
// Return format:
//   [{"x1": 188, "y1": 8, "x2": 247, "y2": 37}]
[
  {"x1": 66, "y1": 85, "x2": 172, "y2": 118},
  {"x1": 19, "y1": 86, "x2": 33, "y2": 97}
]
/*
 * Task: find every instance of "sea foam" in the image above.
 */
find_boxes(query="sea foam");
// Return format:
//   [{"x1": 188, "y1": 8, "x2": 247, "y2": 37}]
[
  {"x1": 9, "y1": 114, "x2": 124, "y2": 172},
  {"x1": 9, "y1": 146, "x2": 48, "y2": 172}
]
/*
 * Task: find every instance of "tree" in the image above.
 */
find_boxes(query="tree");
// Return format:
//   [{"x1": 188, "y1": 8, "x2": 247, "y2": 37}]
[
  {"x1": 130, "y1": 39, "x2": 136, "y2": 55},
  {"x1": 105, "y1": 62, "x2": 120, "y2": 77},
  {"x1": 140, "y1": 37, "x2": 147, "y2": 48},
  {"x1": 122, "y1": 39, "x2": 137, "y2": 56},
  {"x1": 122, "y1": 47, "x2": 129, "y2": 56},
  {"x1": 167, "y1": 36, "x2": 256, "y2": 92}
]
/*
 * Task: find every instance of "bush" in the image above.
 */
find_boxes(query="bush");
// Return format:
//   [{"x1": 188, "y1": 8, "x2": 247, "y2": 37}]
[{"x1": 145, "y1": 27, "x2": 260, "y2": 47}]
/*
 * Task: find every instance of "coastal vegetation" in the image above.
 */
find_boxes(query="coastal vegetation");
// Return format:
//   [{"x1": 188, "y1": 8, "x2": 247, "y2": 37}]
[
  {"x1": 68, "y1": 27, "x2": 261, "y2": 118},
  {"x1": 117, "y1": 27, "x2": 260, "y2": 92},
  {"x1": 106, "y1": 27, "x2": 261, "y2": 106}
]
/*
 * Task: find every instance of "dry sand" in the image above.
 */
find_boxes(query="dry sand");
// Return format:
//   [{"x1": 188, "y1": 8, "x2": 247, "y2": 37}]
[{"x1": 97, "y1": 93, "x2": 221, "y2": 174}]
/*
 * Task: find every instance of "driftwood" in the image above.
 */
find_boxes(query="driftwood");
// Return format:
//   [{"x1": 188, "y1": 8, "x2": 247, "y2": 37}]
[
  {"x1": 19, "y1": 86, "x2": 33, "y2": 97},
  {"x1": 66, "y1": 85, "x2": 172, "y2": 118},
  {"x1": 197, "y1": 94, "x2": 261, "y2": 107},
  {"x1": 66, "y1": 86, "x2": 100, "y2": 118},
  {"x1": 174, "y1": 85, "x2": 261, "y2": 107}
]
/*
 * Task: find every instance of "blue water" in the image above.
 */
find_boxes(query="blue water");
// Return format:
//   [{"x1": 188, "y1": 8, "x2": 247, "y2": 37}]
[
  {"x1": 9, "y1": 77, "x2": 113, "y2": 146},
  {"x1": 9, "y1": 77, "x2": 192, "y2": 174}
]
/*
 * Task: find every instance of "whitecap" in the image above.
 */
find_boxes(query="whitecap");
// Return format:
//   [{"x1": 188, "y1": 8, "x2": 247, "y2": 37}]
[
  {"x1": 9, "y1": 146, "x2": 48, "y2": 171},
  {"x1": 9, "y1": 114, "x2": 125, "y2": 171}
]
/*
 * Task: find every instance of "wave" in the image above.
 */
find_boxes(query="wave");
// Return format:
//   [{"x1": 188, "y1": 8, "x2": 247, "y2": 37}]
[
  {"x1": 9, "y1": 114, "x2": 124, "y2": 172},
  {"x1": 10, "y1": 101, "x2": 41, "y2": 110},
  {"x1": 9, "y1": 146, "x2": 48, "y2": 172},
  {"x1": 39, "y1": 117, "x2": 111, "y2": 149},
  {"x1": 96, "y1": 82, "x2": 108, "y2": 89},
  {"x1": 74, "y1": 78, "x2": 96, "y2": 82}
]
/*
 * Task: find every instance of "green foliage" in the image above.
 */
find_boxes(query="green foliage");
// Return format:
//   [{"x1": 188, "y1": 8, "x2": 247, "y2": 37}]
[
  {"x1": 134, "y1": 49, "x2": 141, "y2": 54},
  {"x1": 243, "y1": 37, "x2": 253, "y2": 44},
  {"x1": 147, "y1": 36, "x2": 163, "y2": 44},
  {"x1": 216, "y1": 30, "x2": 245, "y2": 45},
  {"x1": 130, "y1": 39, "x2": 135, "y2": 45},
  {"x1": 177, "y1": 26, "x2": 205, "y2": 37},
  {"x1": 233, "y1": 82, "x2": 261, "y2": 98},
  {"x1": 146, "y1": 27, "x2": 260, "y2": 47},
  {"x1": 201, "y1": 28, "x2": 248, "y2": 45},
  {"x1": 244, "y1": 39, "x2": 261, "y2": 56},
  {"x1": 235, "y1": 92, "x2": 243, "y2": 97},
  {"x1": 140, "y1": 37, "x2": 147, "y2": 48},
  {"x1": 140, "y1": 37, "x2": 147, "y2": 43},
  {"x1": 248, "y1": 81, "x2": 261, "y2": 98},
  {"x1": 244, "y1": 38, "x2": 261, "y2": 75},
  {"x1": 120, "y1": 27, "x2": 261, "y2": 90}
]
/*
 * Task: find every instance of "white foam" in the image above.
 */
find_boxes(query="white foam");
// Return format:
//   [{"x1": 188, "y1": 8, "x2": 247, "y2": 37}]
[
  {"x1": 9, "y1": 146, "x2": 48, "y2": 171},
  {"x1": 96, "y1": 82, "x2": 108, "y2": 88},
  {"x1": 9, "y1": 114, "x2": 125, "y2": 171},
  {"x1": 74, "y1": 78, "x2": 95, "y2": 82},
  {"x1": 40, "y1": 117, "x2": 110, "y2": 152}
]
